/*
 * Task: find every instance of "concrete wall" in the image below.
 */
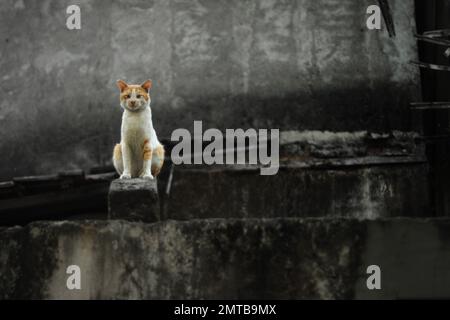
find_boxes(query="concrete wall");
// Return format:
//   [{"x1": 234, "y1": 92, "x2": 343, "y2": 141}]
[
  {"x1": 0, "y1": 0, "x2": 420, "y2": 179},
  {"x1": 162, "y1": 130, "x2": 428, "y2": 219},
  {"x1": 1, "y1": 218, "x2": 450, "y2": 299},
  {"x1": 166, "y1": 164, "x2": 429, "y2": 219}
]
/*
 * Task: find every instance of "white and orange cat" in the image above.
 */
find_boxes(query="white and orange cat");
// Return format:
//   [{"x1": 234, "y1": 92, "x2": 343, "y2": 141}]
[{"x1": 112, "y1": 79, "x2": 164, "y2": 179}]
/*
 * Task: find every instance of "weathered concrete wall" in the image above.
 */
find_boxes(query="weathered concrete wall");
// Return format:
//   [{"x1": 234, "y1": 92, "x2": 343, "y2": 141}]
[
  {"x1": 166, "y1": 164, "x2": 429, "y2": 220},
  {"x1": 0, "y1": 0, "x2": 420, "y2": 179},
  {"x1": 163, "y1": 130, "x2": 428, "y2": 219},
  {"x1": 1, "y1": 218, "x2": 450, "y2": 299}
]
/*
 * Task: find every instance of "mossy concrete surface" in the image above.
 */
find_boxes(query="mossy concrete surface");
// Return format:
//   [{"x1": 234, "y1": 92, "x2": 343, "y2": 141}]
[{"x1": 1, "y1": 218, "x2": 449, "y2": 299}]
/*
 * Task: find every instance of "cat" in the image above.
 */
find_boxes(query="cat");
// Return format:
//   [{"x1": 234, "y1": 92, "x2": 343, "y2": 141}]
[{"x1": 112, "y1": 79, "x2": 164, "y2": 179}]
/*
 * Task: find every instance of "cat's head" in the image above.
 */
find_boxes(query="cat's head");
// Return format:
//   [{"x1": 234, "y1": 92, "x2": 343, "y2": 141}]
[{"x1": 116, "y1": 79, "x2": 152, "y2": 112}]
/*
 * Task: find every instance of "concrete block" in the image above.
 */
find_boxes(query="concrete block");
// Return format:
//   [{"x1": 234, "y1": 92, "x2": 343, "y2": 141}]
[{"x1": 108, "y1": 179, "x2": 160, "y2": 222}]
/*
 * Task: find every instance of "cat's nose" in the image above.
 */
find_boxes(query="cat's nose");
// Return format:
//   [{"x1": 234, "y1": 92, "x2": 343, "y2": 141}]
[{"x1": 130, "y1": 101, "x2": 136, "y2": 107}]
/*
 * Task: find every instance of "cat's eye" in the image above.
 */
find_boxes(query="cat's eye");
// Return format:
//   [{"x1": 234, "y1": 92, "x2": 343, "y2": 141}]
[
  {"x1": 124, "y1": 95, "x2": 130, "y2": 99},
  {"x1": 136, "y1": 95, "x2": 142, "y2": 99}
]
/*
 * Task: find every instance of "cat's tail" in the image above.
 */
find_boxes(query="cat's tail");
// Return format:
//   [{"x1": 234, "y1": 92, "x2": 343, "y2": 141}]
[
  {"x1": 112, "y1": 144, "x2": 123, "y2": 175},
  {"x1": 151, "y1": 144, "x2": 165, "y2": 177}
]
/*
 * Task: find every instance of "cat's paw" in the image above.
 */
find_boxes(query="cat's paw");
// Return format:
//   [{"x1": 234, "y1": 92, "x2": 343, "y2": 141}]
[
  {"x1": 140, "y1": 172, "x2": 154, "y2": 180},
  {"x1": 120, "y1": 173, "x2": 131, "y2": 179}
]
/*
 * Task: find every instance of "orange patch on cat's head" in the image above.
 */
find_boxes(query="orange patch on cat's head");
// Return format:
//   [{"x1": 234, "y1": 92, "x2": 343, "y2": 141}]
[
  {"x1": 120, "y1": 86, "x2": 150, "y2": 102},
  {"x1": 116, "y1": 79, "x2": 152, "y2": 102}
]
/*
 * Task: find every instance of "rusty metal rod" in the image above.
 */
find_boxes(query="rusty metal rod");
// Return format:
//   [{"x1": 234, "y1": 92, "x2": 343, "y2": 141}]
[
  {"x1": 410, "y1": 102, "x2": 450, "y2": 110},
  {"x1": 414, "y1": 34, "x2": 450, "y2": 47},
  {"x1": 423, "y1": 29, "x2": 450, "y2": 38},
  {"x1": 410, "y1": 60, "x2": 450, "y2": 71},
  {"x1": 378, "y1": 0, "x2": 396, "y2": 37}
]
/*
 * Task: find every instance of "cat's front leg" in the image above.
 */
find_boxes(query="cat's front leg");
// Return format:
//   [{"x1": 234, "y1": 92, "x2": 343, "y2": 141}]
[
  {"x1": 140, "y1": 139, "x2": 154, "y2": 179},
  {"x1": 120, "y1": 142, "x2": 132, "y2": 179}
]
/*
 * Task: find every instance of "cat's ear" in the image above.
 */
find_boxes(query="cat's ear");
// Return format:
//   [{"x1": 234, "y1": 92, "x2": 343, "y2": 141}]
[
  {"x1": 141, "y1": 80, "x2": 152, "y2": 91},
  {"x1": 116, "y1": 80, "x2": 128, "y2": 92}
]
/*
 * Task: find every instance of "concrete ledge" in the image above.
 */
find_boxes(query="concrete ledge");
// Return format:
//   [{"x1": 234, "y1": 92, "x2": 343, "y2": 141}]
[
  {"x1": 108, "y1": 179, "x2": 160, "y2": 222},
  {"x1": 166, "y1": 164, "x2": 429, "y2": 219},
  {"x1": 279, "y1": 131, "x2": 423, "y2": 159},
  {"x1": 1, "y1": 218, "x2": 450, "y2": 299}
]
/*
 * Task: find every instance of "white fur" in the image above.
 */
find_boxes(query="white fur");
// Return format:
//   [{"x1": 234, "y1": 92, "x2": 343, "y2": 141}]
[{"x1": 115, "y1": 89, "x2": 163, "y2": 180}]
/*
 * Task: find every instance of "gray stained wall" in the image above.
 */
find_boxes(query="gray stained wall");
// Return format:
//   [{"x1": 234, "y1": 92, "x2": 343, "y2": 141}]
[
  {"x1": 0, "y1": 0, "x2": 420, "y2": 179},
  {"x1": 2, "y1": 218, "x2": 450, "y2": 299}
]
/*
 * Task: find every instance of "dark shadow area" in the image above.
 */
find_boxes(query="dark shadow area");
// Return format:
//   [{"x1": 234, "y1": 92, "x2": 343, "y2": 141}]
[{"x1": 415, "y1": 0, "x2": 450, "y2": 216}]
